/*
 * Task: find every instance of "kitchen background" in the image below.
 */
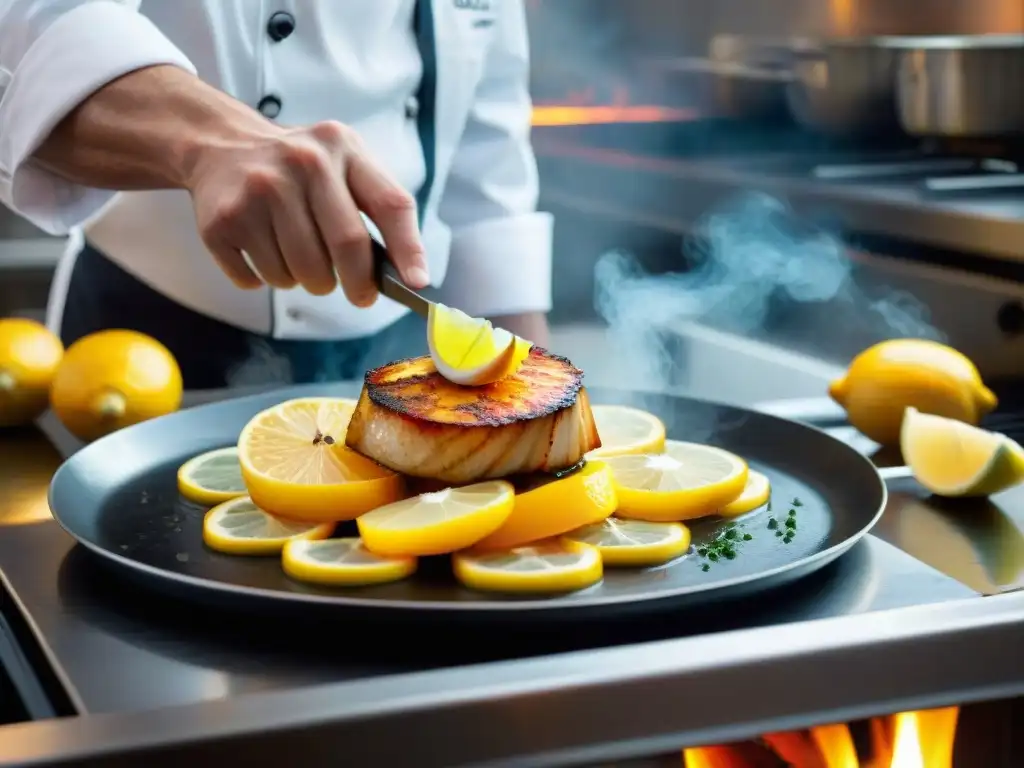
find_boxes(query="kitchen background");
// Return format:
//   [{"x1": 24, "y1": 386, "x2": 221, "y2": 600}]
[{"x1": 3, "y1": 0, "x2": 1024, "y2": 407}]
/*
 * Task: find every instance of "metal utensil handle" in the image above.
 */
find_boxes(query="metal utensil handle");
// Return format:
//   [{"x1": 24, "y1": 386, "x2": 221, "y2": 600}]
[
  {"x1": 878, "y1": 465, "x2": 914, "y2": 481},
  {"x1": 370, "y1": 236, "x2": 432, "y2": 319}
]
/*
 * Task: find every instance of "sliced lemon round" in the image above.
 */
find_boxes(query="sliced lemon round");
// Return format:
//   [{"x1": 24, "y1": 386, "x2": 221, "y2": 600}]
[
  {"x1": 357, "y1": 480, "x2": 515, "y2": 557},
  {"x1": 474, "y1": 461, "x2": 618, "y2": 551},
  {"x1": 202, "y1": 496, "x2": 334, "y2": 555},
  {"x1": 281, "y1": 538, "x2": 417, "y2": 586},
  {"x1": 238, "y1": 397, "x2": 405, "y2": 523},
  {"x1": 177, "y1": 447, "x2": 247, "y2": 506},
  {"x1": 718, "y1": 470, "x2": 771, "y2": 518},
  {"x1": 427, "y1": 303, "x2": 531, "y2": 386},
  {"x1": 565, "y1": 518, "x2": 691, "y2": 566},
  {"x1": 453, "y1": 539, "x2": 603, "y2": 594},
  {"x1": 901, "y1": 407, "x2": 1024, "y2": 497},
  {"x1": 603, "y1": 440, "x2": 748, "y2": 522},
  {"x1": 586, "y1": 404, "x2": 667, "y2": 459}
]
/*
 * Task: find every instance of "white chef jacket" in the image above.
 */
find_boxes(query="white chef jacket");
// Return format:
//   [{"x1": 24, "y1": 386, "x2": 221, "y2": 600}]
[{"x1": 0, "y1": 0, "x2": 552, "y2": 340}]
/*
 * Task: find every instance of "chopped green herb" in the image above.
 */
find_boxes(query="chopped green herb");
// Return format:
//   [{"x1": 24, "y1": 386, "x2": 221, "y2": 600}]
[
  {"x1": 792, "y1": 497, "x2": 803, "y2": 507},
  {"x1": 697, "y1": 547, "x2": 708, "y2": 557},
  {"x1": 701, "y1": 563, "x2": 711, "y2": 572},
  {"x1": 788, "y1": 509, "x2": 796, "y2": 517},
  {"x1": 783, "y1": 534, "x2": 794, "y2": 544},
  {"x1": 767, "y1": 518, "x2": 778, "y2": 529},
  {"x1": 724, "y1": 528, "x2": 738, "y2": 540},
  {"x1": 724, "y1": 550, "x2": 737, "y2": 560},
  {"x1": 742, "y1": 533, "x2": 753, "y2": 541},
  {"x1": 708, "y1": 552, "x2": 720, "y2": 562},
  {"x1": 785, "y1": 517, "x2": 797, "y2": 530},
  {"x1": 775, "y1": 530, "x2": 784, "y2": 537}
]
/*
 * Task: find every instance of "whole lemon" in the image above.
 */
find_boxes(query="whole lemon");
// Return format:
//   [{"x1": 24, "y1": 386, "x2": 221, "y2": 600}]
[
  {"x1": 0, "y1": 318, "x2": 64, "y2": 427},
  {"x1": 828, "y1": 339, "x2": 997, "y2": 447},
  {"x1": 50, "y1": 330, "x2": 183, "y2": 442}
]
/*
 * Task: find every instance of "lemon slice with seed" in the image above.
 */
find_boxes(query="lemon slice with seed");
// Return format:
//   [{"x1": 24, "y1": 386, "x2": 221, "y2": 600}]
[
  {"x1": 718, "y1": 470, "x2": 771, "y2": 518},
  {"x1": 202, "y1": 496, "x2": 334, "y2": 555},
  {"x1": 603, "y1": 440, "x2": 748, "y2": 522},
  {"x1": 282, "y1": 538, "x2": 417, "y2": 586},
  {"x1": 453, "y1": 540, "x2": 603, "y2": 594},
  {"x1": 177, "y1": 447, "x2": 247, "y2": 505},
  {"x1": 565, "y1": 518, "x2": 691, "y2": 566},
  {"x1": 357, "y1": 480, "x2": 515, "y2": 557},
  {"x1": 901, "y1": 407, "x2": 1024, "y2": 497},
  {"x1": 238, "y1": 397, "x2": 404, "y2": 523},
  {"x1": 587, "y1": 404, "x2": 666, "y2": 458}
]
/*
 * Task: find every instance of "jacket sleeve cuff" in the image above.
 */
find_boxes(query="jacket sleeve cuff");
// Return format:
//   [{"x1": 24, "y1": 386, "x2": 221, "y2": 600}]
[
  {"x1": 435, "y1": 212, "x2": 554, "y2": 317},
  {"x1": 0, "y1": 1, "x2": 196, "y2": 235}
]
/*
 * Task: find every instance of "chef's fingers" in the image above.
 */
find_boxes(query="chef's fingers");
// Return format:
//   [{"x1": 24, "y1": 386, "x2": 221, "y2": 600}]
[
  {"x1": 239, "y1": 221, "x2": 296, "y2": 290},
  {"x1": 346, "y1": 152, "x2": 428, "y2": 289},
  {"x1": 308, "y1": 168, "x2": 376, "y2": 307},
  {"x1": 204, "y1": 237, "x2": 264, "y2": 290},
  {"x1": 269, "y1": 186, "x2": 337, "y2": 297}
]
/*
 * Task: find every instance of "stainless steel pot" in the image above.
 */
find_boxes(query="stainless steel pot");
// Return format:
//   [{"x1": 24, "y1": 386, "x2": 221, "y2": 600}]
[
  {"x1": 896, "y1": 35, "x2": 1024, "y2": 138},
  {"x1": 785, "y1": 37, "x2": 923, "y2": 138},
  {"x1": 655, "y1": 57, "x2": 793, "y2": 120}
]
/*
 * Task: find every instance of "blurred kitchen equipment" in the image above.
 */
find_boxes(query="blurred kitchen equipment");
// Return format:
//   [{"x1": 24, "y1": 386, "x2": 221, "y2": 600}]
[
  {"x1": 645, "y1": 34, "x2": 811, "y2": 122},
  {"x1": 897, "y1": 34, "x2": 1024, "y2": 138},
  {"x1": 786, "y1": 36, "x2": 923, "y2": 138}
]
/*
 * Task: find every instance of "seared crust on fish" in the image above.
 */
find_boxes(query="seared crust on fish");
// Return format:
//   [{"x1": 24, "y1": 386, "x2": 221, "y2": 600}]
[{"x1": 345, "y1": 348, "x2": 601, "y2": 483}]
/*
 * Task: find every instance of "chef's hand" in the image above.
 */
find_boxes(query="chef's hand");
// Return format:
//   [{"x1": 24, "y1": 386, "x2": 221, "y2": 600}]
[{"x1": 185, "y1": 120, "x2": 429, "y2": 306}]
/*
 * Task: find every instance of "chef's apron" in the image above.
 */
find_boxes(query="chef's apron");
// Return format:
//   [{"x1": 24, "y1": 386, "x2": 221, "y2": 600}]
[{"x1": 57, "y1": 243, "x2": 427, "y2": 390}]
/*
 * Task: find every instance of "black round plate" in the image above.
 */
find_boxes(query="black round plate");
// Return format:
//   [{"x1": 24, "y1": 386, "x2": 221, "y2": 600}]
[{"x1": 48, "y1": 384, "x2": 886, "y2": 622}]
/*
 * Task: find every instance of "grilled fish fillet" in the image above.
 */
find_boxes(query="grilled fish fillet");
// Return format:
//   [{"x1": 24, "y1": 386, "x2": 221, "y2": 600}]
[{"x1": 345, "y1": 347, "x2": 601, "y2": 484}]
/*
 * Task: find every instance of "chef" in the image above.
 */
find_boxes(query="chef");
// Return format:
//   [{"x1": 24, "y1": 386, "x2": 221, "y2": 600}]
[{"x1": 0, "y1": 1, "x2": 552, "y2": 388}]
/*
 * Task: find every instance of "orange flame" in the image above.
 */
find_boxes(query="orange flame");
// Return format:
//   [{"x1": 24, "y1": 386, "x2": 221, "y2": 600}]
[
  {"x1": 681, "y1": 706, "x2": 960, "y2": 768},
  {"x1": 531, "y1": 104, "x2": 701, "y2": 126}
]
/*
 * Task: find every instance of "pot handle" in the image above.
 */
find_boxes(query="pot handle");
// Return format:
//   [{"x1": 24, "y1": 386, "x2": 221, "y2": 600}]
[{"x1": 878, "y1": 465, "x2": 914, "y2": 482}]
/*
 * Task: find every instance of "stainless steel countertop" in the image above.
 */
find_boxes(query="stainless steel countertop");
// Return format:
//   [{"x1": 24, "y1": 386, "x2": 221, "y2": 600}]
[
  {"x1": 1, "y1": 387, "x2": 1024, "y2": 765},
  {"x1": 535, "y1": 136, "x2": 1024, "y2": 267}
]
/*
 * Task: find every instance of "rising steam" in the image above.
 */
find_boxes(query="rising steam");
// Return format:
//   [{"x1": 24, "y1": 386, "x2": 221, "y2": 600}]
[{"x1": 594, "y1": 191, "x2": 945, "y2": 392}]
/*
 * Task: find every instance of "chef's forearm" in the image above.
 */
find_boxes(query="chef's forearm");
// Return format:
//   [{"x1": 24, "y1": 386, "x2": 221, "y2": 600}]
[{"x1": 33, "y1": 64, "x2": 269, "y2": 191}]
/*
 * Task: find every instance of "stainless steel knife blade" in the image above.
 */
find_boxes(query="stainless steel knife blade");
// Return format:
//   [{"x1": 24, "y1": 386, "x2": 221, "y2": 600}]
[{"x1": 371, "y1": 235, "x2": 432, "y2": 318}]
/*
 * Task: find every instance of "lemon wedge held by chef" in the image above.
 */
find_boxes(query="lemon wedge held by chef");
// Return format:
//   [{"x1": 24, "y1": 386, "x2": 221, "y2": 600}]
[
  {"x1": 427, "y1": 303, "x2": 531, "y2": 386},
  {"x1": 829, "y1": 339, "x2": 997, "y2": 447},
  {"x1": 282, "y1": 538, "x2": 417, "y2": 586},
  {"x1": 357, "y1": 480, "x2": 514, "y2": 557},
  {"x1": 603, "y1": 440, "x2": 748, "y2": 522},
  {"x1": 177, "y1": 447, "x2": 247, "y2": 506},
  {"x1": 454, "y1": 539, "x2": 603, "y2": 594},
  {"x1": 473, "y1": 460, "x2": 618, "y2": 551},
  {"x1": 203, "y1": 496, "x2": 334, "y2": 555},
  {"x1": 718, "y1": 470, "x2": 771, "y2": 517},
  {"x1": 238, "y1": 397, "x2": 404, "y2": 523},
  {"x1": 0, "y1": 318, "x2": 64, "y2": 428},
  {"x1": 900, "y1": 407, "x2": 1024, "y2": 498},
  {"x1": 586, "y1": 404, "x2": 666, "y2": 458},
  {"x1": 565, "y1": 518, "x2": 691, "y2": 566}
]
